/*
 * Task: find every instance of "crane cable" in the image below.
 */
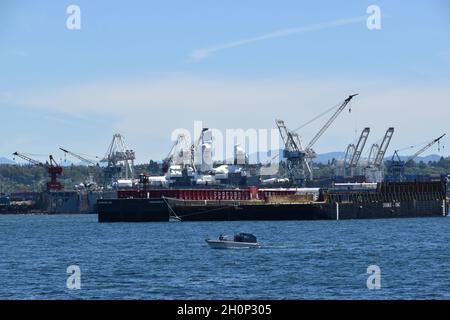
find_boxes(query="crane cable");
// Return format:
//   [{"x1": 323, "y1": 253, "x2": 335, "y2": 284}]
[
  {"x1": 395, "y1": 138, "x2": 444, "y2": 153},
  {"x1": 262, "y1": 98, "x2": 354, "y2": 166},
  {"x1": 292, "y1": 100, "x2": 343, "y2": 133}
]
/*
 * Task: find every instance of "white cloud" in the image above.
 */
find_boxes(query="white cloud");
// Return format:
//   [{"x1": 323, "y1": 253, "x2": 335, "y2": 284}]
[
  {"x1": 7, "y1": 75, "x2": 450, "y2": 160},
  {"x1": 189, "y1": 16, "x2": 367, "y2": 61}
]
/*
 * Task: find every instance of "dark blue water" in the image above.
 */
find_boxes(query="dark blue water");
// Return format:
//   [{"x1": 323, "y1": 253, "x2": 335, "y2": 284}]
[{"x1": 1, "y1": 214, "x2": 450, "y2": 299}]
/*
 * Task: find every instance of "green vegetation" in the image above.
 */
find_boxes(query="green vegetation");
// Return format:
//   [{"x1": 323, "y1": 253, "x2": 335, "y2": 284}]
[
  {"x1": 312, "y1": 157, "x2": 450, "y2": 178},
  {"x1": 391, "y1": 157, "x2": 450, "y2": 176},
  {"x1": 1, "y1": 158, "x2": 449, "y2": 193},
  {"x1": 0, "y1": 162, "x2": 162, "y2": 193}
]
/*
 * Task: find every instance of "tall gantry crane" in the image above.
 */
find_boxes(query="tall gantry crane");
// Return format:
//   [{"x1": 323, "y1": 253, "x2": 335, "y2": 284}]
[
  {"x1": 101, "y1": 134, "x2": 135, "y2": 187},
  {"x1": 162, "y1": 133, "x2": 192, "y2": 173},
  {"x1": 367, "y1": 144, "x2": 380, "y2": 167},
  {"x1": 389, "y1": 133, "x2": 446, "y2": 181},
  {"x1": 276, "y1": 94, "x2": 357, "y2": 186},
  {"x1": 341, "y1": 144, "x2": 355, "y2": 176},
  {"x1": 12, "y1": 152, "x2": 63, "y2": 191},
  {"x1": 373, "y1": 127, "x2": 395, "y2": 167},
  {"x1": 191, "y1": 128, "x2": 210, "y2": 173},
  {"x1": 341, "y1": 127, "x2": 370, "y2": 177},
  {"x1": 276, "y1": 119, "x2": 310, "y2": 186},
  {"x1": 365, "y1": 127, "x2": 395, "y2": 182}
]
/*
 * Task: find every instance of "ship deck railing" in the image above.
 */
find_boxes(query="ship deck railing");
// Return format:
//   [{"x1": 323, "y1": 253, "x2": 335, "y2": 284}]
[{"x1": 163, "y1": 197, "x2": 324, "y2": 207}]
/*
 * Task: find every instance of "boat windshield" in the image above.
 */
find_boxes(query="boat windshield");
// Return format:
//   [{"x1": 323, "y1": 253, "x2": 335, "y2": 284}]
[{"x1": 219, "y1": 234, "x2": 234, "y2": 241}]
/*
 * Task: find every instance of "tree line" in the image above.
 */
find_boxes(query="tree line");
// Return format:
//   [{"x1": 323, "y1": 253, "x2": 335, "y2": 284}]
[{"x1": 1, "y1": 158, "x2": 449, "y2": 193}]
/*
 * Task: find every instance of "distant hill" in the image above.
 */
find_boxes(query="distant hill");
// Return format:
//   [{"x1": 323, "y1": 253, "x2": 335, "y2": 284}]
[
  {"x1": 315, "y1": 153, "x2": 443, "y2": 164},
  {"x1": 248, "y1": 151, "x2": 445, "y2": 164},
  {"x1": 2, "y1": 152, "x2": 445, "y2": 166},
  {"x1": 0, "y1": 157, "x2": 80, "y2": 166},
  {"x1": 0, "y1": 157, "x2": 15, "y2": 165},
  {"x1": 315, "y1": 152, "x2": 345, "y2": 163}
]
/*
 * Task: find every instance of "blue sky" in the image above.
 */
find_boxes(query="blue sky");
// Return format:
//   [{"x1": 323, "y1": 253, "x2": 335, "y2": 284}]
[{"x1": 1, "y1": 0, "x2": 449, "y2": 163}]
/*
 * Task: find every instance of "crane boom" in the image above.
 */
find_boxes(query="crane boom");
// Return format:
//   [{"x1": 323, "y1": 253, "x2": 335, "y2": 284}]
[
  {"x1": 12, "y1": 152, "x2": 63, "y2": 190},
  {"x1": 367, "y1": 144, "x2": 379, "y2": 166},
  {"x1": 276, "y1": 120, "x2": 290, "y2": 150},
  {"x1": 48, "y1": 155, "x2": 60, "y2": 167},
  {"x1": 349, "y1": 127, "x2": 370, "y2": 169},
  {"x1": 12, "y1": 152, "x2": 44, "y2": 166},
  {"x1": 342, "y1": 144, "x2": 355, "y2": 176},
  {"x1": 276, "y1": 120, "x2": 304, "y2": 153},
  {"x1": 406, "y1": 134, "x2": 446, "y2": 163},
  {"x1": 162, "y1": 139, "x2": 180, "y2": 173},
  {"x1": 374, "y1": 127, "x2": 394, "y2": 167},
  {"x1": 306, "y1": 94, "x2": 358, "y2": 150},
  {"x1": 60, "y1": 147, "x2": 97, "y2": 166}
]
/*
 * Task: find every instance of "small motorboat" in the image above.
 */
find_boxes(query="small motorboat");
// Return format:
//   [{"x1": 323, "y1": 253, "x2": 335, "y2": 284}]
[{"x1": 205, "y1": 233, "x2": 260, "y2": 249}]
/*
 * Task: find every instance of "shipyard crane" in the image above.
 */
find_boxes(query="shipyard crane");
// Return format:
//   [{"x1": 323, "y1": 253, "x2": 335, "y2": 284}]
[
  {"x1": 12, "y1": 152, "x2": 63, "y2": 191},
  {"x1": 341, "y1": 144, "x2": 356, "y2": 176},
  {"x1": 189, "y1": 128, "x2": 210, "y2": 173},
  {"x1": 162, "y1": 137, "x2": 180, "y2": 173},
  {"x1": 276, "y1": 119, "x2": 311, "y2": 186},
  {"x1": 59, "y1": 147, "x2": 98, "y2": 166},
  {"x1": 389, "y1": 133, "x2": 446, "y2": 181},
  {"x1": 364, "y1": 127, "x2": 395, "y2": 182},
  {"x1": 162, "y1": 133, "x2": 191, "y2": 173},
  {"x1": 341, "y1": 127, "x2": 370, "y2": 177},
  {"x1": 347, "y1": 127, "x2": 370, "y2": 176},
  {"x1": 343, "y1": 145, "x2": 355, "y2": 167},
  {"x1": 101, "y1": 134, "x2": 135, "y2": 187},
  {"x1": 367, "y1": 144, "x2": 379, "y2": 167},
  {"x1": 373, "y1": 127, "x2": 395, "y2": 167},
  {"x1": 276, "y1": 94, "x2": 357, "y2": 185}
]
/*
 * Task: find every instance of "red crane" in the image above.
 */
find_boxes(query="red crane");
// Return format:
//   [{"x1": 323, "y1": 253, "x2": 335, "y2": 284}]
[{"x1": 12, "y1": 152, "x2": 64, "y2": 191}]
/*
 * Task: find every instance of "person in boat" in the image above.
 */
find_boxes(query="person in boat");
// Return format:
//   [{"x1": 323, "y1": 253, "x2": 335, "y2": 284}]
[
  {"x1": 234, "y1": 233, "x2": 257, "y2": 243},
  {"x1": 219, "y1": 234, "x2": 224, "y2": 241}
]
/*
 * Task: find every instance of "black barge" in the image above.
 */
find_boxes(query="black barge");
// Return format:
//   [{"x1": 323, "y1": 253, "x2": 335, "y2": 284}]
[{"x1": 97, "y1": 181, "x2": 448, "y2": 222}]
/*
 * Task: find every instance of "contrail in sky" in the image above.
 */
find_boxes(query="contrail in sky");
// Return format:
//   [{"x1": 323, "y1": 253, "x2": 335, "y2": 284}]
[{"x1": 189, "y1": 16, "x2": 367, "y2": 61}]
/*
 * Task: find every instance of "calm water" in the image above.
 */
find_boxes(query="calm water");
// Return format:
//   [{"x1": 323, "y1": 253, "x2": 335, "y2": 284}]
[{"x1": 0, "y1": 214, "x2": 449, "y2": 300}]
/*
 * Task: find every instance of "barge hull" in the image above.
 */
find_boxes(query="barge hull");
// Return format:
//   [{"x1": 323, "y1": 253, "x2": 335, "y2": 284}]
[
  {"x1": 97, "y1": 199, "x2": 447, "y2": 222},
  {"x1": 329, "y1": 200, "x2": 447, "y2": 220},
  {"x1": 98, "y1": 198, "x2": 169, "y2": 222},
  {"x1": 172, "y1": 203, "x2": 328, "y2": 221},
  {"x1": 172, "y1": 200, "x2": 447, "y2": 221}
]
